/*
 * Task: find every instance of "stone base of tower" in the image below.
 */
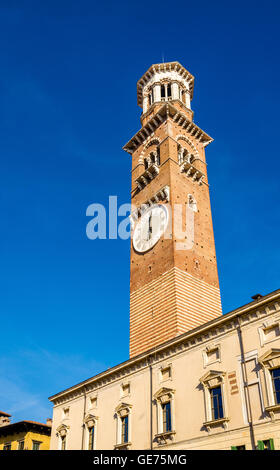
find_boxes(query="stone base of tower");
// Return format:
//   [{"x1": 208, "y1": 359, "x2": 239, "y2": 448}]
[{"x1": 129, "y1": 267, "x2": 222, "y2": 357}]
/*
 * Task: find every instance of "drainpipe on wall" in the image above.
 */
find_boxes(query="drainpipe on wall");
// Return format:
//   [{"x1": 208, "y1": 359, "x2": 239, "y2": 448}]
[
  {"x1": 81, "y1": 387, "x2": 87, "y2": 450},
  {"x1": 236, "y1": 316, "x2": 257, "y2": 450},
  {"x1": 148, "y1": 354, "x2": 153, "y2": 450}
]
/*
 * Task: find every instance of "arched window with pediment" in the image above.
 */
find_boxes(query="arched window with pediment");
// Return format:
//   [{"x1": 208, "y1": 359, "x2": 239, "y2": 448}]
[
  {"x1": 56, "y1": 424, "x2": 69, "y2": 450},
  {"x1": 153, "y1": 387, "x2": 176, "y2": 445},
  {"x1": 114, "y1": 403, "x2": 132, "y2": 450},
  {"x1": 84, "y1": 414, "x2": 98, "y2": 450}
]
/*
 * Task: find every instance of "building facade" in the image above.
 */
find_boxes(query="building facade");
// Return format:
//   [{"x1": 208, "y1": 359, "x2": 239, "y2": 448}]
[
  {"x1": 0, "y1": 414, "x2": 51, "y2": 451},
  {"x1": 49, "y1": 62, "x2": 280, "y2": 450}
]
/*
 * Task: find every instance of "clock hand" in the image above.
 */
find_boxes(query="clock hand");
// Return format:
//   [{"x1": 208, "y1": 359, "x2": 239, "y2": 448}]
[{"x1": 148, "y1": 214, "x2": 153, "y2": 240}]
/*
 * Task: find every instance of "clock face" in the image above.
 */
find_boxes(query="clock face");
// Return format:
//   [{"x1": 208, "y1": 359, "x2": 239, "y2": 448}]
[{"x1": 132, "y1": 204, "x2": 169, "y2": 253}]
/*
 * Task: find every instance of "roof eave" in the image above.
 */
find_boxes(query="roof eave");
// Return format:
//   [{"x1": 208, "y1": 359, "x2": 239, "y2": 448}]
[
  {"x1": 49, "y1": 288, "x2": 280, "y2": 403},
  {"x1": 123, "y1": 103, "x2": 213, "y2": 155}
]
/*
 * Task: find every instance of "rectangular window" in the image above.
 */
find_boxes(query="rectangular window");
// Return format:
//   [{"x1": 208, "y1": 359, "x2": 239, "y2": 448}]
[
  {"x1": 161, "y1": 366, "x2": 171, "y2": 381},
  {"x1": 88, "y1": 426, "x2": 95, "y2": 450},
  {"x1": 271, "y1": 368, "x2": 280, "y2": 404},
  {"x1": 231, "y1": 445, "x2": 246, "y2": 450},
  {"x1": 263, "y1": 324, "x2": 280, "y2": 343},
  {"x1": 32, "y1": 441, "x2": 41, "y2": 450},
  {"x1": 162, "y1": 401, "x2": 172, "y2": 432},
  {"x1": 121, "y1": 415, "x2": 129, "y2": 443},
  {"x1": 61, "y1": 435, "x2": 66, "y2": 450},
  {"x1": 161, "y1": 85, "x2": 166, "y2": 99},
  {"x1": 122, "y1": 383, "x2": 130, "y2": 397},
  {"x1": 167, "y1": 84, "x2": 171, "y2": 98},
  {"x1": 210, "y1": 386, "x2": 224, "y2": 420},
  {"x1": 90, "y1": 396, "x2": 97, "y2": 408},
  {"x1": 3, "y1": 443, "x2": 11, "y2": 450},
  {"x1": 18, "y1": 440, "x2": 25, "y2": 450},
  {"x1": 258, "y1": 439, "x2": 275, "y2": 450},
  {"x1": 206, "y1": 347, "x2": 220, "y2": 364}
]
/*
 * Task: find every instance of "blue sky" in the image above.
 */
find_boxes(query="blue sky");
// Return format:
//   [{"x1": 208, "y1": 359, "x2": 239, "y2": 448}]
[{"x1": 0, "y1": 0, "x2": 279, "y2": 423}]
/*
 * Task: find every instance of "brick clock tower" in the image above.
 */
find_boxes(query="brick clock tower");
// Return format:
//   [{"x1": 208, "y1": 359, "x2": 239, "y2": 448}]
[{"x1": 123, "y1": 62, "x2": 222, "y2": 358}]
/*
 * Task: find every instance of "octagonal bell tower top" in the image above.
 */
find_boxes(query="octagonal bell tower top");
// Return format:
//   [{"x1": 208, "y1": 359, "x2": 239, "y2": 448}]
[{"x1": 137, "y1": 61, "x2": 194, "y2": 114}]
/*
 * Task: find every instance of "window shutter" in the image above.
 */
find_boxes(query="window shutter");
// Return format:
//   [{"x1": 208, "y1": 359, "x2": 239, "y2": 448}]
[
  {"x1": 269, "y1": 439, "x2": 275, "y2": 450},
  {"x1": 257, "y1": 440, "x2": 264, "y2": 450},
  {"x1": 231, "y1": 446, "x2": 237, "y2": 450}
]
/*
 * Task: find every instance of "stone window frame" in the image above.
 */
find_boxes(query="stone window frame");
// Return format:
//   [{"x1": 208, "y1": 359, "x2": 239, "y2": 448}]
[
  {"x1": 176, "y1": 135, "x2": 199, "y2": 161},
  {"x1": 88, "y1": 394, "x2": 98, "y2": 410},
  {"x1": 258, "y1": 317, "x2": 280, "y2": 347},
  {"x1": 32, "y1": 440, "x2": 42, "y2": 451},
  {"x1": 199, "y1": 370, "x2": 229, "y2": 431},
  {"x1": 120, "y1": 381, "x2": 131, "y2": 398},
  {"x1": 259, "y1": 348, "x2": 280, "y2": 420},
  {"x1": 160, "y1": 82, "x2": 172, "y2": 102},
  {"x1": 84, "y1": 413, "x2": 98, "y2": 450},
  {"x1": 142, "y1": 80, "x2": 190, "y2": 113},
  {"x1": 56, "y1": 424, "x2": 69, "y2": 450},
  {"x1": 17, "y1": 439, "x2": 25, "y2": 450},
  {"x1": 153, "y1": 387, "x2": 176, "y2": 445},
  {"x1": 114, "y1": 403, "x2": 132, "y2": 450},
  {"x1": 62, "y1": 406, "x2": 70, "y2": 419},
  {"x1": 159, "y1": 363, "x2": 173, "y2": 383},
  {"x1": 202, "y1": 343, "x2": 221, "y2": 368},
  {"x1": 3, "y1": 442, "x2": 12, "y2": 450}
]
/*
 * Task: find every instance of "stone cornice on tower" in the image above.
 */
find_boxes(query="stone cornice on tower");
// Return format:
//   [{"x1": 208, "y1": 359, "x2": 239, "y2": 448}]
[
  {"x1": 137, "y1": 62, "x2": 195, "y2": 107},
  {"x1": 123, "y1": 103, "x2": 213, "y2": 155}
]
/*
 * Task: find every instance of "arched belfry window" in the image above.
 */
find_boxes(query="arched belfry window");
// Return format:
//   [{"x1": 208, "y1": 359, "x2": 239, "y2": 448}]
[
  {"x1": 143, "y1": 147, "x2": 160, "y2": 170},
  {"x1": 167, "y1": 84, "x2": 171, "y2": 99},
  {"x1": 161, "y1": 83, "x2": 172, "y2": 102},
  {"x1": 178, "y1": 144, "x2": 195, "y2": 165}
]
